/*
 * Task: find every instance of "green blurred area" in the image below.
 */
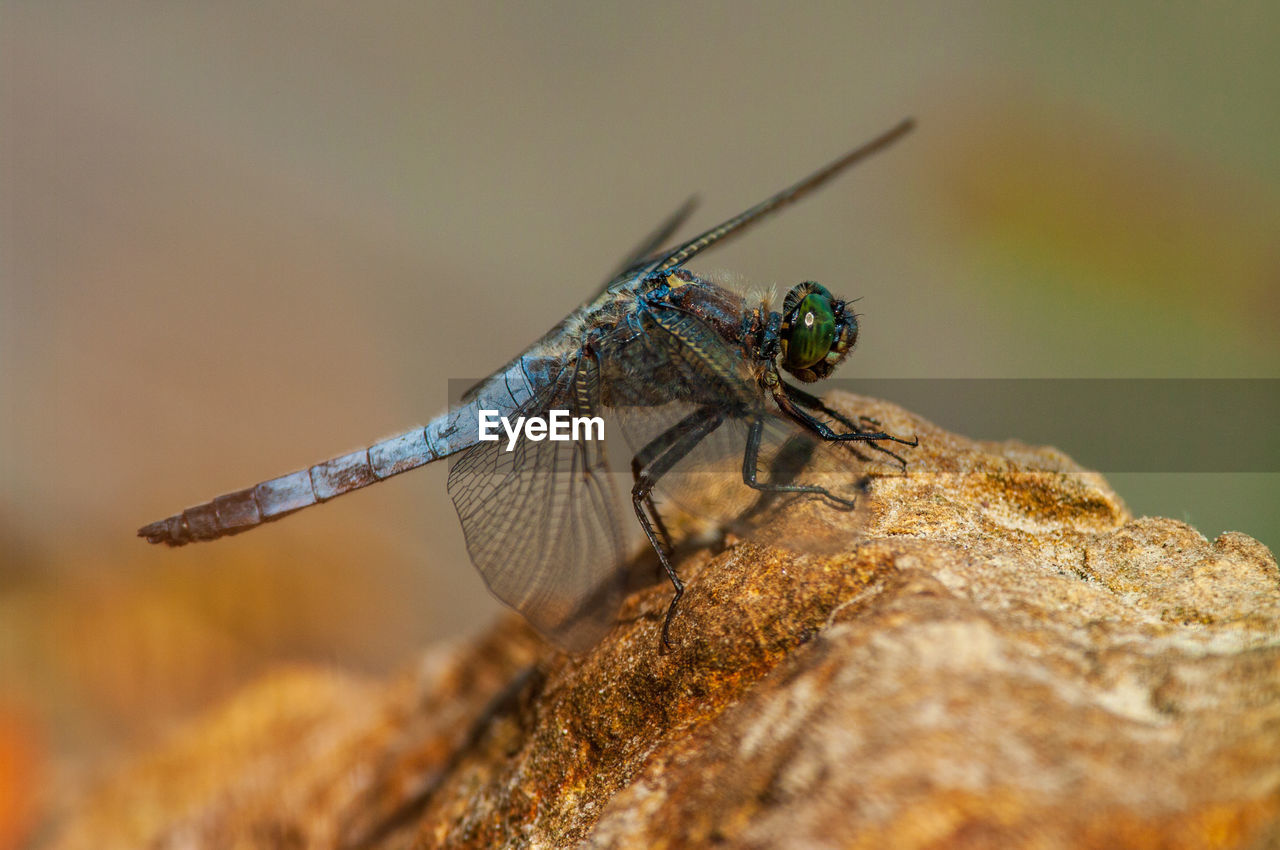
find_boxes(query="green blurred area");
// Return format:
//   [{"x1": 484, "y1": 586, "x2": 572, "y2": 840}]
[{"x1": 1, "y1": 2, "x2": 1276, "y2": 828}]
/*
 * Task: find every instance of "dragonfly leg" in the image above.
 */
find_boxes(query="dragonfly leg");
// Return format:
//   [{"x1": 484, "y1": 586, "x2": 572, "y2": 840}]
[
  {"x1": 631, "y1": 484, "x2": 675, "y2": 560},
  {"x1": 629, "y1": 407, "x2": 714, "y2": 558},
  {"x1": 846, "y1": 412, "x2": 909, "y2": 464},
  {"x1": 631, "y1": 406, "x2": 726, "y2": 651},
  {"x1": 774, "y1": 380, "x2": 918, "y2": 468},
  {"x1": 741, "y1": 419, "x2": 857, "y2": 508}
]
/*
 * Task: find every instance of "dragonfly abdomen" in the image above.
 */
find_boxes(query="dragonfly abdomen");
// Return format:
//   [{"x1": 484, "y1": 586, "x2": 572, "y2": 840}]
[
  {"x1": 137, "y1": 425, "x2": 438, "y2": 545},
  {"x1": 139, "y1": 359, "x2": 544, "y2": 546}
]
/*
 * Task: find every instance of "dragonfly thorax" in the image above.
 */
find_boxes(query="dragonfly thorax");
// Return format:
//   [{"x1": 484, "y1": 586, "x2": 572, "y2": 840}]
[{"x1": 777, "y1": 282, "x2": 858, "y2": 383}]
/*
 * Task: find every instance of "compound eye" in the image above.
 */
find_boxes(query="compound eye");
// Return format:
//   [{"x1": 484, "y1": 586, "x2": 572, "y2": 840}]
[{"x1": 784, "y1": 293, "x2": 836, "y2": 370}]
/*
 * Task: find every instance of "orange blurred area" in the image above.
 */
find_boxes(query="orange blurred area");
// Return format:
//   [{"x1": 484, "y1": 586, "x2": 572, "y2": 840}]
[{"x1": 0, "y1": 703, "x2": 43, "y2": 850}]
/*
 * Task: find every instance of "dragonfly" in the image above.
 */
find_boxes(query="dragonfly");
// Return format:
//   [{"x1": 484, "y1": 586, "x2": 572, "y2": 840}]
[{"x1": 140, "y1": 119, "x2": 918, "y2": 652}]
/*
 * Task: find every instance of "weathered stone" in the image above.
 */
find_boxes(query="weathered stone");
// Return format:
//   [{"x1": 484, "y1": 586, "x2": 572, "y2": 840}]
[{"x1": 51, "y1": 394, "x2": 1280, "y2": 849}]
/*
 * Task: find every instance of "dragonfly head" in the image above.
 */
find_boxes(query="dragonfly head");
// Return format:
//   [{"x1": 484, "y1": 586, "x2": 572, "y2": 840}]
[{"x1": 778, "y1": 282, "x2": 858, "y2": 382}]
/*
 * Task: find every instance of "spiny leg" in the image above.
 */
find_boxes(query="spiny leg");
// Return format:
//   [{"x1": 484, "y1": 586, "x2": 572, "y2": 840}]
[
  {"x1": 741, "y1": 418, "x2": 857, "y2": 508},
  {"x1": 774, "y1": 381, "x2": 918, "y2": 467},
  {"x1": 780, "y1": 380, "x2": 917, "y2": 444},
  {"x1": 631, "y1": 406, "x2": 726, "y2": 651},
  {"x1": 780, "y1": 381, "x2": 874, "y2": 433},
  {"x1": 634, "y1": 484, "x2": 675, "y2": 561},
  {"x1": 629, "y1": 408, "x2": 711, "y2": 559}
]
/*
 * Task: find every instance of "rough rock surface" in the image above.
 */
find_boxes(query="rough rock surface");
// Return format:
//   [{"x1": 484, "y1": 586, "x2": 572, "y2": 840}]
[{"x1": 52, "y1": 394, "x2": 1280, "y2": 849}]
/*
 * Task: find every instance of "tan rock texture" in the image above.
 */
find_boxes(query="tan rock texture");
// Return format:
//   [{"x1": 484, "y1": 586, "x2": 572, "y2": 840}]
[{"x1": 52, "y1": 394, "x2": 1280, "y2": 849}]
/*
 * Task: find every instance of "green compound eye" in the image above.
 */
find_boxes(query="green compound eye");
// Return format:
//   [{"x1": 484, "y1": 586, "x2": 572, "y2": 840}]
[{"x1": 784, "y1": 293, "x2": 837, "y2": 370}]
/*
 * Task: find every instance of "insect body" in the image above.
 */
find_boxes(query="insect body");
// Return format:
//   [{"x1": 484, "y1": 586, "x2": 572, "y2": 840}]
[{"x1": 141, "y1": 119, "x2": 918, "y2": 651}]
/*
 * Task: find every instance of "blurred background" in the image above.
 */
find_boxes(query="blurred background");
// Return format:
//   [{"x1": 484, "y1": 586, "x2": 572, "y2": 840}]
[{"x1": 2, "y1": 2, "x2": 1277, "y2": 843}]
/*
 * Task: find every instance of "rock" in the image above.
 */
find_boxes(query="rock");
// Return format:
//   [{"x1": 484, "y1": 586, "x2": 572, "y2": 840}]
[{"x1": 50, "y1": 394, "x2": 1280, "y2": 849}]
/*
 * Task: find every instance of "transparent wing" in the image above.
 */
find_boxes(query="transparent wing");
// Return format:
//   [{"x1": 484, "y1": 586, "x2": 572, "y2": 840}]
[
  {"x1": 598, "y1": 195, "x2": 698, "y2": 292},
  {"x1": 447, "y1": 380, "x2": 627, "y2": 653},
  {"x1": 651, "y1": 119, "x2": 914, "y2": 274}
]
